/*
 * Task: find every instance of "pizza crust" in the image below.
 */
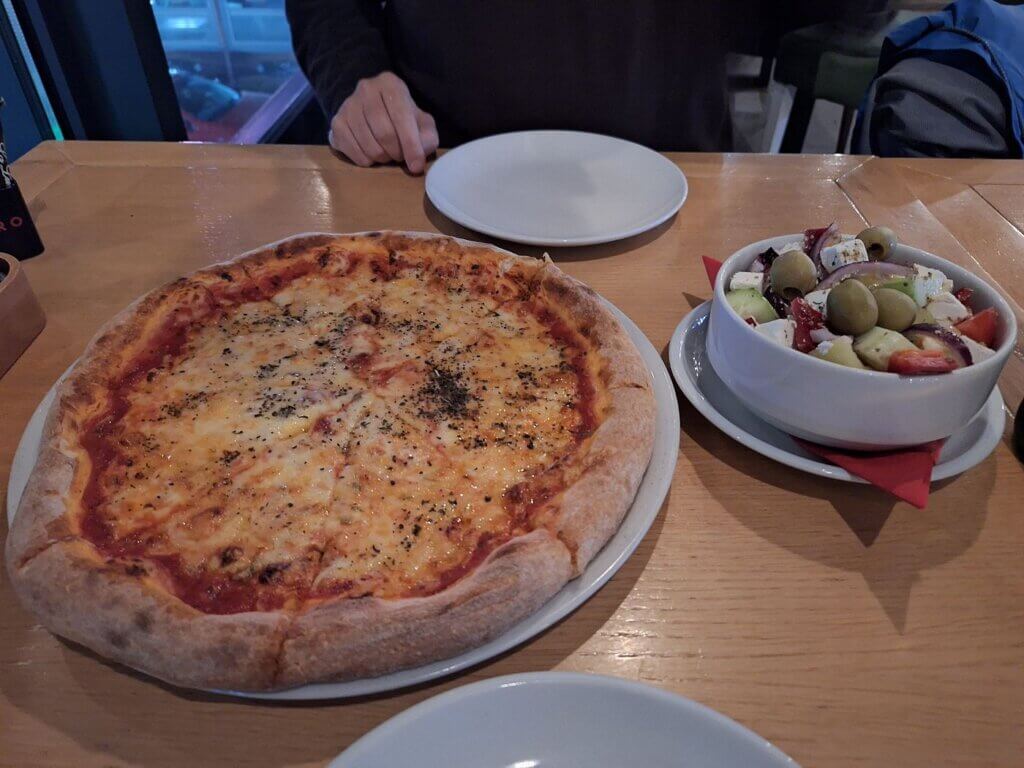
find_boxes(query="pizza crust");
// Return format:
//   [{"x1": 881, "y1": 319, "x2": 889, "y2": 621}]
[
  {"x1": 277, "y1": 529, "x2": 572, "y2": 688},
  {"x1": 4, "y1": 378, "x2": 79, "y2": 564},
  {"x1": 531, "y1": 269, "x2": 657, "y2": 571},
  {"x1": 537, "y1": 268, "x2": 652, "y2": 389},
  {"x1": 5, "y1": 231, "x2": 656, "y2": 692},
  {"x1": 11, "y1": 541, "x2": 289, "y2": 691}
]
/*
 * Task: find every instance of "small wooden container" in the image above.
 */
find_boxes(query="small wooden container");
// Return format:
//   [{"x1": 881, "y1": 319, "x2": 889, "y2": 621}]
[{"x1": 0, "y1": 252, "x2": 45, "y2": 378}]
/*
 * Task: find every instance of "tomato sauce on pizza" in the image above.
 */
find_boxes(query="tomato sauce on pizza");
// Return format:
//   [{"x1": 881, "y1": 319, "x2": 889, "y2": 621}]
[{"x1": 75, "y1": 236, "x2": 603, "y2": 613}]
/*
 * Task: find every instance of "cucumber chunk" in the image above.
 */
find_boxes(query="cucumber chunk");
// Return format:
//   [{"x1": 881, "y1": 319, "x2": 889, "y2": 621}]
[
  {"x1": 853, "y1": 326, "x2": 917, "y2": 371},
  {"x1": 811, "y1": 336, "x2": 867, "y2": 369},
  {"x1": 881, "y1": 277, "x2": 916, "y2": 301},
  {"x1": 913, "y1": 306, "x2": 936, "y2": 325},
  {"x1": 726, "y1": 288, "x2": 779, "y2": 324}
]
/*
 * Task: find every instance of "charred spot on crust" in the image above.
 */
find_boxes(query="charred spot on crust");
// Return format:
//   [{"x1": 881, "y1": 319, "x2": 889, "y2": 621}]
[
  {"x1": 257, "y1": 562, "x2": 289, "y2": 584},
  {"x1": 274, "y1": 235, "x2": 334, "y2": 260},
  {"x1": 220, "y1": 546, "x2": 242, "y2": 566},
  {"x1": 371, "y1": 258, "x2": 401, "y2": 281},
  {"x1": 256, "y1": 362, "x2": 279, "y2": 379},
  {"x1": 106, "y1": 631, "x2": 128, "y2": 649},
  {"x1": 272, "y1": 243, "x2": 295, "y2": 260},
  {"x1": 359, "y1": 307, "x2": 382, "y2": 326},
  {"x1": 218, "y1": 271, "x2": 234, "y2": 282},
  {"x1": 134, "y1": 611, "x2": 153, "y2": 632},
  {"x1": 124, "y1": 563, "x2": 147, "y2": 577}
]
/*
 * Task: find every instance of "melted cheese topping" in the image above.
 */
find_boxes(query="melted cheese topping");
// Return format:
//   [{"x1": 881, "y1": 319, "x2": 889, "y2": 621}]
[{"x1": 78, "y1": 243, "x2": 604, "y2": 613}]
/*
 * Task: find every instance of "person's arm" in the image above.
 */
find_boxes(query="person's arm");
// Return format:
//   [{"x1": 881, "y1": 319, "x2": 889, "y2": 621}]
[
  {"x1": 286, "y1": 0, "x2": 389, "y2": 119},
  {"x1": 286, "y1": 0, "x2": 438, "y2": 172}
]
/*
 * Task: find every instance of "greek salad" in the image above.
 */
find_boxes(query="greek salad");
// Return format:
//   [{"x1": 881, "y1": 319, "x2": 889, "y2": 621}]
[{"x1": 724, "y1": 224, "x2": 1000, "y2": 375}]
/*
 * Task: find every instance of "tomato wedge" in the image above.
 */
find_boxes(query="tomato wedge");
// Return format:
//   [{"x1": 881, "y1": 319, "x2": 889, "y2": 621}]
[
  {"x1": 790, "y1": 297, "x2": 824, "y2": 353},
  {"x1": 888, "y1": 349, "x2": 958, "y2": 375},
  {"x1": 955, "y1": 307, "x2": 998, "y2": 347}
]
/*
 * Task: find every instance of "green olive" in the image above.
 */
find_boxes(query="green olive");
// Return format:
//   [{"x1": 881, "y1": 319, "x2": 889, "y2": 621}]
[
  {"x1": 857, "y1": 226, "x2": 898, "y2": 262},
  {"x1": 872, "y1": 287, "x2": 917, "y2": 331},
  {"x1": 827, "y1": 279, "x2": 878, "y2": 335},
  {"x1": 769, "y1": 249, "x2": 818, "y2": 300}
]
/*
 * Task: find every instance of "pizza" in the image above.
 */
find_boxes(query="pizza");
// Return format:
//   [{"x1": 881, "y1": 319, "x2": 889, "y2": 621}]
[{"x1": 5, "y1": 232, "x2": 655, "y2": 691}]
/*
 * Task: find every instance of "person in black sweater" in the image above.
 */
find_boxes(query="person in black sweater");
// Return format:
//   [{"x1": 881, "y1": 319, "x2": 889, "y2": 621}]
[
  {"x1": 286, "y1": 1, "x2": 738, "y2": 172},
  {"x1": 286, "y1": 2, "x2": 856, "y2": 172}
]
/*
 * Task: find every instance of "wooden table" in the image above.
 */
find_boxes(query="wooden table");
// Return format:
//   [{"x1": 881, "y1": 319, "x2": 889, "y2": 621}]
[{"x1": 2, "y1": 142, "x2": 1022, "y2": 768}]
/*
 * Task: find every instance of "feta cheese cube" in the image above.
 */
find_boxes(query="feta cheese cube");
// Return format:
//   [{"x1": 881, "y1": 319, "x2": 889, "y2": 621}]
[
  {"x1": 911, "y1": 281, "x2": 928, "y2": 308},
  {"x1": 809, "y1": 326, "x2": 839, "y2": 344},
  {"x1": 813, "y1": 339, "x2": 834, "y2": 356},
  {"x1": 960, "y1": 334, "x2": 996, "y2": 364},
  {"x1": 912, "y1": 264, "x2": 947, "y2": 306},
  {"x1": 729, "y1": 271, "x2": 765, "y2": 293},
  {"x1": 820, "y1": 239, "x2": 869, "y2": 274},
  {"x1": 755, "y1": 318, "x2": 795, "y2": 348},
  {"x1": 926, "y1": 291, "x2": 971, "y2": 325},
  {"x1": 803, "y1": 288, "x2": 830, "y2": 317}
]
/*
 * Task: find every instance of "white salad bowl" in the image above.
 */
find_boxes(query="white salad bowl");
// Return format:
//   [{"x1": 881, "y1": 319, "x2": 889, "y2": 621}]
[{"x1": 707, "y1": 234, "x2": 1016, "y2": 449}]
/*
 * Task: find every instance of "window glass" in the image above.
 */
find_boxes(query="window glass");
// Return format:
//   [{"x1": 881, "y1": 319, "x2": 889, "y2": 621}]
[{"x1": 151, "y1": 0, "x2": 299, "y2": 142}]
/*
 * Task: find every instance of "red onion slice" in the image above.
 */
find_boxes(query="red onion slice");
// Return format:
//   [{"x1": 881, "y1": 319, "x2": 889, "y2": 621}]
[
  {"x1": 815, "y1": 261, "x2": 915, "y2": 291},
  {"x1": 805, "y1": 222, "x2": 838, "y2": 277},
  {"x1": 904, "y1": 324, "x2": 973, "y2": 367}
]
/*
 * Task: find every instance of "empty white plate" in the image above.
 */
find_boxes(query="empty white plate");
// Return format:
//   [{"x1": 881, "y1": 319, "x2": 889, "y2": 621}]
[
  {"x1": 669, "y1": 302, "x2": 1006, "y2": 483},
  {"x1": 331, "y1": 672, "x2": 798, "y2": 768},
  {"x1": 426, "y1": 130, "x2": 688, "y2": 247}
]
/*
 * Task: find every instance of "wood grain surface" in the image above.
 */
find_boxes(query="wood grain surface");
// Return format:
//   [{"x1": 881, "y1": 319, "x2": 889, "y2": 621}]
[{"x1": 0, "y1": 142, "x2": 1021, "y2": 768}]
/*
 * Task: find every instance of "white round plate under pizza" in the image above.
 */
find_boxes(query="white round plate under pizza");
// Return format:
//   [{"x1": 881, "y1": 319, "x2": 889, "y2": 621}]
[{"x1": 5, "y1": 232, "x2": 674, "y2": 697}]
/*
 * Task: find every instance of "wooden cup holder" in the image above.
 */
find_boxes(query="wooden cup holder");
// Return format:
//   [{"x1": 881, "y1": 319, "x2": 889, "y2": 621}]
[{"x1": 0, "y1": 252, "x2": 46, "y2": 378}]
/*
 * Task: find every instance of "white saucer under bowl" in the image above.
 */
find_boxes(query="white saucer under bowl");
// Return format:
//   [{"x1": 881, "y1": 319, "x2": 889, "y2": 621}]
[
  {"x1": 330, "y1": 672, "x2": 798, "y2": 768},
  {"x1": 669, "y1": 302, "x2": 1006, "y2": 484}
]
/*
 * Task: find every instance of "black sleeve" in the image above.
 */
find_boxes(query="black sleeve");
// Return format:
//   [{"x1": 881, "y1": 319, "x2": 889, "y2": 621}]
[{"x1": 285, "y1": 0, "x2": 392, "y2": 118}]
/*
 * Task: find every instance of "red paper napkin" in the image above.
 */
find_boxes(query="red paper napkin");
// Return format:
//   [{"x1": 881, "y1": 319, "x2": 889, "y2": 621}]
[
  {"x1": 702, "y1": 255, "x2": 723, "y2": 288},
  {"x1": 793, "y1": 439, "x2": 943, "y2": 508},
  {"x1": 702, "y1": 255, "x2": 943, "y2": 508}
]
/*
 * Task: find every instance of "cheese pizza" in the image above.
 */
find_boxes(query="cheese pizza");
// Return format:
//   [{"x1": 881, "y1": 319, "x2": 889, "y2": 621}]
[{"x1": 5, "y1": 232, "x2": 656, "y2": 691}]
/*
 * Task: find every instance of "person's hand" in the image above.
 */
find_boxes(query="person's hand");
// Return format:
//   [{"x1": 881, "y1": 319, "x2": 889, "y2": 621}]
[{"x1": 329, "y1": 72, "x2": 438, "y2": 174}]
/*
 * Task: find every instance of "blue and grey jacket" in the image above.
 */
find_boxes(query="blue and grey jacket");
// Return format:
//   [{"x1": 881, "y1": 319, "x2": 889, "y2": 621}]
[{"x1": 856, "y1": 0, "x2": 1024, "y2": 158}]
